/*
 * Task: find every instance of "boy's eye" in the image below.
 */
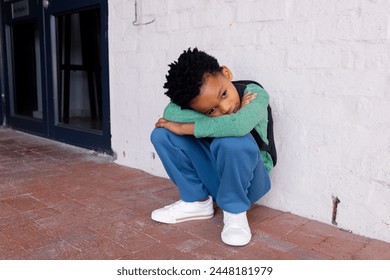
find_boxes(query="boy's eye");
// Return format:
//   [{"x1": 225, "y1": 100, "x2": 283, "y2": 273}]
[
  {"x1": 222, "y1": 91, "x2": 227, "y2": 97},
  {"x1": 207, "y1": 108, "x2": 216, "y2": 115}
]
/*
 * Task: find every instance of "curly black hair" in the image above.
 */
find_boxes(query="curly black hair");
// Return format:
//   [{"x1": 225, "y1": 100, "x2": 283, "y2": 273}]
[{"x1": 163, "y1": 48, "x2": 222, "y2": 109}]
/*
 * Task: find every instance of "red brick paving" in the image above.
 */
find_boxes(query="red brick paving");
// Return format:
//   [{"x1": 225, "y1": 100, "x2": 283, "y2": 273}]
[{"x1": 1, "y1": 128, "x2": 390, "y2": 260}]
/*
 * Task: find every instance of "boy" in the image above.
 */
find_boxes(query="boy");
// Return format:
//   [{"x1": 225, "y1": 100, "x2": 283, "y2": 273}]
[{"x1": 150, "y1": 48, "x2": 273, "y2": 246}]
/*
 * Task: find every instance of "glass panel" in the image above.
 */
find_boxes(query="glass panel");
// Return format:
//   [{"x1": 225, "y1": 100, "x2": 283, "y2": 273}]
[
  {"x1": 9, "y1": 21, "x2": 42, "y2": 119},
  {"x1": 55, "y1": 8, "x2": 102, "y2": 131}
]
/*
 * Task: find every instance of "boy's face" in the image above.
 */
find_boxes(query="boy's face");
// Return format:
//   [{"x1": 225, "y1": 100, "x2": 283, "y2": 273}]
[{"x1": 190, "y1": 66, "x2": 240, "y2": 117}]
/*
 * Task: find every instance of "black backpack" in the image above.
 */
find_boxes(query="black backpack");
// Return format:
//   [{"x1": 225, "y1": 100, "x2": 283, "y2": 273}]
[{"x1": 232, "y1": 80, "x2": 277, "y2": 167}]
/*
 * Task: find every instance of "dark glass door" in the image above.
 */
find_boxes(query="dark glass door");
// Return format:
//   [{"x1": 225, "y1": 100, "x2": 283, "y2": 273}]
[
  {"x1": 0, "y1": 79, "x2": 3, "y2": 125},
  {"x1": 45, "y1": 0, "x2": 111, "y2": 152},
  {"x1": 1, "y1": 0, "x2": 111, "y2": 153},
  {"x1": 55, "y1": 8, "x2": 102, "y2": 131},
  {"x1": 2, "y1": 0, "x2": 47, "y2": 133},
  {"x1": 0, "y1": 4, "x2": 3, "y2": 126}
]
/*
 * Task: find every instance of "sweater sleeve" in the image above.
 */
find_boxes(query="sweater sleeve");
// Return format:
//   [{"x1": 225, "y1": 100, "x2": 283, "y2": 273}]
[
  {"x1": 163, "y1": 102, "x2": 206, "y2": 123},
  {"x1": 194, "y1": 84, "x2": 269, "y2": 138}
]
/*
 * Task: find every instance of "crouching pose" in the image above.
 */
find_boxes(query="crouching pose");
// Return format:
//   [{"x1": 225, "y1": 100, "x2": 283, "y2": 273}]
[{"x1": 151, "y1": 48, "x2": 273, "y2": 246}]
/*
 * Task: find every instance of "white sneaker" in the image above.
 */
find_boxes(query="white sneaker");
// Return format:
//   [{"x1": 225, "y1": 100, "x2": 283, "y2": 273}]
[
  {"x1": 151, "y1": 196, "x2": 214, "y2": 224},
  {"x1": 221, "y1": 211, "x2": 252, "y2": 246}
]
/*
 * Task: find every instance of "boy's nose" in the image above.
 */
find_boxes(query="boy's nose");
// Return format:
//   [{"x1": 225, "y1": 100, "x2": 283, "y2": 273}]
[{"x1": 220, "y1": 103, "x2": 231, "y2": 115}]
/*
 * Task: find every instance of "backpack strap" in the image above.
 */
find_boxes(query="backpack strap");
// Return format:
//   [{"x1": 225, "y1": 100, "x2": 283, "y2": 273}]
[{"x1": 232, "y1": 80, "x2": 277, "y2": 166}]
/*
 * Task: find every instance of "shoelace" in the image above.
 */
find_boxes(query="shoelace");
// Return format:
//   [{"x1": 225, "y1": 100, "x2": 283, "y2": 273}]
[
  {"x1": 165, "y1": 200, "x2": 185, "y2": 209},
  {"x1": 224, "y1": 212, "x2": 246, "y2": 225}
]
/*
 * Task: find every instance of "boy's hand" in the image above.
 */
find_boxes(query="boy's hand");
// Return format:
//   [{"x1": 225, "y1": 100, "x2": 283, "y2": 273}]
[
  {"x1": 155, "y1": 118, "x2": 194, "y2": 135},
  {"x1": 240, "y1": 92, "x2": 257, "y2": 109}
]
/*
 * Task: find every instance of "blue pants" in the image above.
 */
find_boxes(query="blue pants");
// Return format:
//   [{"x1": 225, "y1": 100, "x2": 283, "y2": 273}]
[{"x1": 150, "y1": 128, "x2": 271, "y2": 213}]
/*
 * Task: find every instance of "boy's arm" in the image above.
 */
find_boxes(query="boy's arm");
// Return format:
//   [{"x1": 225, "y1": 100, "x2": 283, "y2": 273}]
[
  {"x1": 155, "y1": 117, "x2": 194, "y2": 135},
  {"x1": 163, "y1": 102, "x2": 208, "y2": 123},
  {"x1": 155, "y1": 102, "x2": 203, "y2": 136},
  {"x1": 194, "y1": 84, "x2": 269, "y2": 138},
  {"x1": 159, "y1": 84, "x2": 269, "y2": 138}
]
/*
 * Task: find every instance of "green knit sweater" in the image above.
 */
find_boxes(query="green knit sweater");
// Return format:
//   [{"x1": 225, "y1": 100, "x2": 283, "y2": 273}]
[{"x1": 163, "y1": 83, "x2": 273, "y2": 172}]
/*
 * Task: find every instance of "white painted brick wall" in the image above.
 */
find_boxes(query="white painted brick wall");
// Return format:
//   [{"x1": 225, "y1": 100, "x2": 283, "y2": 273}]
[{"x1": 108, "y1": 0, "x2": 390, "y2": 243}]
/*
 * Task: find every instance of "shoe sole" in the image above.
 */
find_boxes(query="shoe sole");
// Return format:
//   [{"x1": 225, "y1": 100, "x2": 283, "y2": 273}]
[
  {"x1": 152, "y1": 213, "x2": 214, "y2": 224},
  {"x1": 176, "y1": 213, "x2": 214, "y2": 223}
]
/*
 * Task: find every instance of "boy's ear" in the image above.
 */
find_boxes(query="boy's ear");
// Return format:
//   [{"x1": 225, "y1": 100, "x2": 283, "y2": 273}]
[{"x1": 221, "y1": 65, "x2": 233, "y2": 81}]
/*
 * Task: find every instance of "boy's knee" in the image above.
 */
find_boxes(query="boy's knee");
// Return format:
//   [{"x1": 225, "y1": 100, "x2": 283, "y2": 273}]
[{"x1": 150, "y1": 128, "x2": 169, "y2": 145}]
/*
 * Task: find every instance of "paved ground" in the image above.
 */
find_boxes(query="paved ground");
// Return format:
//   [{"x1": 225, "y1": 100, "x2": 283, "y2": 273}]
[{"x1": 1, "y1": 128, "x2": 390, "y2": 260}]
